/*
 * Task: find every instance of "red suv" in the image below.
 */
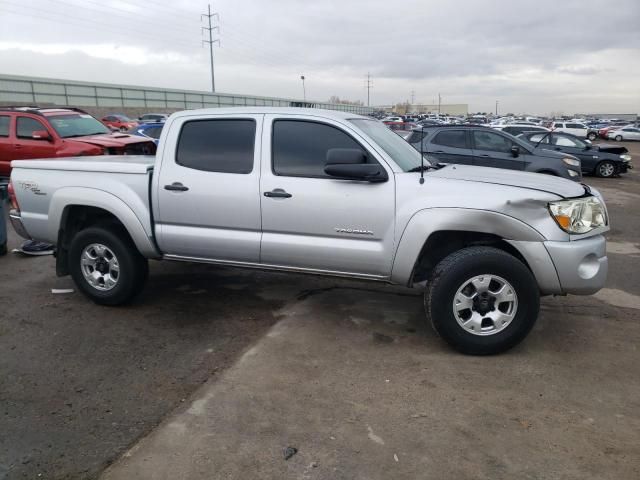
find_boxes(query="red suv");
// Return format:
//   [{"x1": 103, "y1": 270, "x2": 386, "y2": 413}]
[
  {"x1": 101, "y1": 114, "x2": 138, "y2": 132},
  {"x1": 0, "y1": 107, "x2": 156, "y2": 178}
]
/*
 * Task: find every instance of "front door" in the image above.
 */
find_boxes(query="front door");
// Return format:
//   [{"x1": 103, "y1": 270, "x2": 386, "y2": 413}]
[
  {"x1": 471, "y1": 130, "x2": 524, "y2": 170},
  {"x1": 427, "y1": 129, "x2": 473, "y2": 165},
  {"x1": 259, "y1": 115, "x2": 396, "y2": 277},
  {"x1": 154, "y1": 114, "x2": 263, "y2": 262},
  {"x1": 14, "y1": 116, "x2": 58, "y2": 160}
]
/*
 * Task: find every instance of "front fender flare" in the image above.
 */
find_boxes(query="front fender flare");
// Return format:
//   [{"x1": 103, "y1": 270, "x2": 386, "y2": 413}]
[{"x1": 390, "y1": 208, "x2": 546, "y2": 286}]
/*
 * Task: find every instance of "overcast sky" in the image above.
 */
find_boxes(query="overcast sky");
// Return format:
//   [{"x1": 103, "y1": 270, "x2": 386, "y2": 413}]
[{"x1": 0, "y1": 0, "x2": 638, "y2": 115}]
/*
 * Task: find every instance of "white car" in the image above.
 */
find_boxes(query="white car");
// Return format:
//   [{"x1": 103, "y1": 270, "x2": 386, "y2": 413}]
[
  {"x1": 382, "y1": 116, "x2": 403, "y2": 123},
  {"x1": 552, "y1": 122, "x2": 589, "y2": 138},
  {"x1": 607, "y1": 126, "x2": 640, "y2": 142}
]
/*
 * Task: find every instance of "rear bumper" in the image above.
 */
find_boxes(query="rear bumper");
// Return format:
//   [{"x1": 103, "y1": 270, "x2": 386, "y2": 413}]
[
  {"x1": 544, "y1": 235, "x2": 608, "y2": 295},
  {"x1": 9, "y1": 209, "x2": 31, "y2": 239}
]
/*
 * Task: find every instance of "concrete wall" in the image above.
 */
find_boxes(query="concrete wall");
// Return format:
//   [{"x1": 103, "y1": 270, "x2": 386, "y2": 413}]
[{"x1": 0, "y1": 73, "x2": 375, "y2": 116}]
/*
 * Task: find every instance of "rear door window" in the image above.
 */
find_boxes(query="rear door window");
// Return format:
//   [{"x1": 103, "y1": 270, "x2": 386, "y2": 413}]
[
  {"x1": 472, "y1": 130, "x2": 513, "y2": 153},
  {"x1": 432, "y1": 129, "x2": 467, "y2": 148},
  {"x1": 0, "y1": 115, "x2": 9, "y2": 137},
  {"x1": 176, "y1": 119, "x2": 255, "y2": 174}
]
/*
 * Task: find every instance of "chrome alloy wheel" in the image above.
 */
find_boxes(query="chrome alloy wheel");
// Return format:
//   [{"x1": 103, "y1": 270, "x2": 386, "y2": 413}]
[
  {"x1": 452, "y1": 274, "x2": 518, "y2": 336},
  {"x1": 80, "y1": 243, "x2": 120, "y2": 291},
  {"x1": 598, "y1": 162, "x2": 615, "y2": 177}
]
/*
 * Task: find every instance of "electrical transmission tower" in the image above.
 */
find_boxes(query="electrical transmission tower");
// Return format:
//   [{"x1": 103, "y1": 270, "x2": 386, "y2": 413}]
[
  {"x1": 201, "y1": 4, "x2": 220, "y2": 92},
  {"x1": 365, "y1": 72, "x2": 372, "y2": 107}
]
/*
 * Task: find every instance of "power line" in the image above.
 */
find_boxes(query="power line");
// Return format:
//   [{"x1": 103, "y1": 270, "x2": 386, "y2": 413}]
[{"x1": 201, "y1": 4, "x2": 220, "y2": 92}]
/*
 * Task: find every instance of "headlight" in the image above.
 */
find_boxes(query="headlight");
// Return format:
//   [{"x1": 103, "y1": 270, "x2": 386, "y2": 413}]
[
  {"x1": 620, "y1": 154, "x2": 631, "y2": 162},
  {"x1": 563, "y1": 157, "x2": 580, "y2": 167},
  {"x1": 549, "y1": 196, "x2": 607, "y2": 234},
  {"x1": 568, "y1": 169, "x2": 579, "y2": 177}
]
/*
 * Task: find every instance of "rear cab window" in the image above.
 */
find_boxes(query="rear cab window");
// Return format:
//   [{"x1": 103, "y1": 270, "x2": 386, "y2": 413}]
[{"x1": 176, "y1": 119, "x2": 256, "y2": 174}]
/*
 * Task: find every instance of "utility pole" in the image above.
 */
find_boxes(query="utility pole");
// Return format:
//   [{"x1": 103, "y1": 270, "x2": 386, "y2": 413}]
[
  {"x1": 411, "y1": 90, "x2": 415, "y2": 105},
  {"x1": 438, "y1": 93, "x2": 441, "y2": 116},
  {"x1": 365, "y1": 72, "x2": 372, "y2": 107},
  {"x1": 300, "y1": 75, "x2": 306, "y2": 102},
  {"x1": 495, "y1": 100, "x2": 499, "y2": 116},
  {"x1": 201, "y1": 4, "x2": 220, "y2": 92}
]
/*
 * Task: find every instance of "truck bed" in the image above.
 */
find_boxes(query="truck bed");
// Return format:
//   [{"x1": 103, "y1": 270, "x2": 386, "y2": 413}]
[{"x1": 10, "y1": 155, "x2": 157, "y2": 255}]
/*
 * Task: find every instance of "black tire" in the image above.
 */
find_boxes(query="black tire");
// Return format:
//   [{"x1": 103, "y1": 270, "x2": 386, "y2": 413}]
[
  {"x1": 595, "y1": 160, "x2": 616, "y2": 178},
  {"x1": 69, "y1": 226, "x2": 148, "y2": 305},
  {"x1": 587, "y1": 132, "x2": 597, "y2": 141},
  {"x1": 615, "y1": 135, "x2": 623, "y2": 142},
  {"x1": 0, "y1": 242, "x2": 7, "y2": 256},
  {"x1": 424, "y1": 246, "x2": 540, "y2": 355}
]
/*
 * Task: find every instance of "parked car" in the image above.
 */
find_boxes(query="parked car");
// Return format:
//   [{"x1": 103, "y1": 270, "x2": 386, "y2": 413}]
[
  {"x1": 128, "y1": 122, "x2": 164, "y2": 145},
  {"x1": 407, "y1": 125, "x2": 582, "y2": 181},
  {"x1": 0, "y1": 107, "x2": 157, "y2": 179},
  {"x1": 519, "y1": 131, "x2": 632, "y2": 178},
  {"x1": 607, "y1": 126, "x2": 640, "y2": 142},
  {"x1": 492, "y1": 125, "x2": 549, "y2": 136},
  {"x1": 138, "y1": 113, "x2": 169, "y2": 124},
  {"x1": 101, "y1": 114, "x2": 138, "y2": 132},
  {"x1": 8, "y1": 107, "x2": 609, "y2": 355},
  {"x1": 551, "y1": 121, "x2": 592, "y2": 139}
]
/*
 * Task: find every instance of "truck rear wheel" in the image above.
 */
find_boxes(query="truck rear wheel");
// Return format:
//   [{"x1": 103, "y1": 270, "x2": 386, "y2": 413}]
[
  {"x1": 424, "y1": 246, "x2": 539, "y2": 355},
  {"x1": 69, "y1": 226, "x2": 148, "y2": 305}
]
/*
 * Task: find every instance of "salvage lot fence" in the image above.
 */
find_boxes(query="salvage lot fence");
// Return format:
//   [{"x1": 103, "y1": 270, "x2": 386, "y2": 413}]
[{"x1": 0, "y1": 74, "x2": 376, "y2": 115}]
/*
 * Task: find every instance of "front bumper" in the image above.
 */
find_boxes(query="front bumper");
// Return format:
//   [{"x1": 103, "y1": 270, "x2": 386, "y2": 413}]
[
  {"x1": 9, "y1": 209, "x2": 31, "y2": 239},
  {"x1": 544, "y1": 235, "x2": 607, "y2": 295}
]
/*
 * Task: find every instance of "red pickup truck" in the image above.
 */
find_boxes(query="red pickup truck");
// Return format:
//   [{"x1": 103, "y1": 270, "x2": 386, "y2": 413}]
[{"x1": 0, "y1": 107, "x2": 156, "y2": 178}]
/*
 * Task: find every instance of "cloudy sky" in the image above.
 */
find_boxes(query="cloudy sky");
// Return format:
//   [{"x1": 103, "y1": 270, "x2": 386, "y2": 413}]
[{"x1": 0, "y1": 0, "x2": 638, "y2": 115}]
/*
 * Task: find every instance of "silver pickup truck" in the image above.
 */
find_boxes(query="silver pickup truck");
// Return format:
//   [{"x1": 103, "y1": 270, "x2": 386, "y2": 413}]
[{"x1": 9, "y1": 108, "x2": 609, "y2": 354}]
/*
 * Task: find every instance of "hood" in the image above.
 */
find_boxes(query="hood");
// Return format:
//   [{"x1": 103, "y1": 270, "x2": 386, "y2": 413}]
[
  {"x1": 595, "y1": 143, "x2": 628, "y2": 155},
  {"x1": 65, "y1": 133, "x2": 153, "y2": 148},
  {"x1": 427, "y1": 164, "x2": 586, "y2": 198}
]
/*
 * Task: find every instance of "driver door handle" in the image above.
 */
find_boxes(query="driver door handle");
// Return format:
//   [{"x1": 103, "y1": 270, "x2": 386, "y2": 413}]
[
  {"x1": 164, "y1": 182, "x2": 189, "y2": 192},
  {"x1": 264, "y1": 189, "x2": 292, "y2": 198}
]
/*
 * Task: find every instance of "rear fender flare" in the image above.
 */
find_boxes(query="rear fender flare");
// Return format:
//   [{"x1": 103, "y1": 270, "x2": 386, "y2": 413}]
[{"x1": 48, "y1": 187, "x2": 158, "y2": 257}]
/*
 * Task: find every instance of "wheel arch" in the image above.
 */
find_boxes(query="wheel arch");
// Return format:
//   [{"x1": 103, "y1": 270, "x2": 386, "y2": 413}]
[
  {"x1": 391, "y1": 208, "x2": 546, "y2": 287},
  {"x1": 50, "y1": 189, "x2": 159, "y2": 276}
]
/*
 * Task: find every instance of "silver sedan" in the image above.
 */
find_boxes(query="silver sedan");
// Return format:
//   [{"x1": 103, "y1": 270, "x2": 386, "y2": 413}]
[{"x1": 607, "y1": 126, "x2": 640, "y2": 141}]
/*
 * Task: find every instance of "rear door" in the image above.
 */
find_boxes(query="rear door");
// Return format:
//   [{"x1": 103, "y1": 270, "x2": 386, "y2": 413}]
[
  {"x1": 566, "y1": 123, "x2": 588, "y2": 138},
  {"x1": 426, "y1": 129, "x2": 473, "y2": 165},
  {"x1": 471, "y1": 129, "x2": 524, "y2": 170},
  {"x1": 259, "y1": 115, "x2": 395, "y2": 277},
  {"x1": 154, "y1": 114, "x2": 262, "y2": 262}
]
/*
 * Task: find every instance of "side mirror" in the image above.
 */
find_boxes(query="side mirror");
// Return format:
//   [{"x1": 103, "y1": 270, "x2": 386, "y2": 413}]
[
  {"x1": 511, "y1": 145, "x2": 520, "y2": 157},
  {"x1": 324, "y1": 163, "x2": 388, "y2": 182},
  {"x1": 32, "y1": 130, "x2": 52, "y2": 141}
]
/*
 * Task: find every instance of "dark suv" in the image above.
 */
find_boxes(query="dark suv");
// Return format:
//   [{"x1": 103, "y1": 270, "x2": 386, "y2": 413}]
[{"x1": 406, "y1": 125, "x2": 582, "y2": 181}]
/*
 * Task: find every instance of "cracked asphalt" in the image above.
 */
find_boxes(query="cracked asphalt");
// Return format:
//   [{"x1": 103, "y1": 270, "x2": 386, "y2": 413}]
[{"x1": 1, "y1": 141, "x2": 639, "y2": 479}]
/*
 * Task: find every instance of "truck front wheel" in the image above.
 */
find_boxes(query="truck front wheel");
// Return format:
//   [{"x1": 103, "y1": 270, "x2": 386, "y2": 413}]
[
  {"x1": 424, "y1": 246, "x2": 539, "y2": 355},
  {"x1": 69, "y1": 226, "x2": 148, "y2": 305}
]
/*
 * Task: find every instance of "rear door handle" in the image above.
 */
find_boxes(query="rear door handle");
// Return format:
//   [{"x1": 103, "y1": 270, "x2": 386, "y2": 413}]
[
  {"x1": 264, "y1": 189, "x2": 292, "y2": 198},
  {"x1": 164, "y1": 182, "x2": 189, "y2": 192}
]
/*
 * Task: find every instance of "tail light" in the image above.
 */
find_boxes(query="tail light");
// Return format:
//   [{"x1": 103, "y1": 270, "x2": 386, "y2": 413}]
[{"x1": 7, "y1": 181, "x2": 19, "y2": 210}]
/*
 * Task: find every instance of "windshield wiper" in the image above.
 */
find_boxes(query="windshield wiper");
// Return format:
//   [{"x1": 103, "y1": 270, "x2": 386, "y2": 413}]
[
  {"x1": 62, "y1": 132, "x2": 108, "y2": 138},
  {"x1": 408, "y1": 164, "x2": 441, "y2": 172}
]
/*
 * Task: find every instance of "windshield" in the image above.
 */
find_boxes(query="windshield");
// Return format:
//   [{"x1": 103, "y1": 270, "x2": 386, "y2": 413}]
[
  {"x1": 349, "y1": 119, "x2": 423, "y2": 171},
  {"x1": 47, "y1": 114, "x2": 110, "y2": 138}
]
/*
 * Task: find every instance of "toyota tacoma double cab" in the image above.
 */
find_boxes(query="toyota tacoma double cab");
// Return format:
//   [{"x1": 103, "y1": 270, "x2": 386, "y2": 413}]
[
  {"x1": 8, "y1": 108, "x2": 609, "y2": 355},
  {"x1": 0, "y1": 107, "x2": 156, "y2": 179}
]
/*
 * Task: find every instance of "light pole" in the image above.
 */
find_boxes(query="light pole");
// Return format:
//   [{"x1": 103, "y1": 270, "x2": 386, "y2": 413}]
[{"x1": 300, "y1": 75, "x2": 306, "y2": 103}]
